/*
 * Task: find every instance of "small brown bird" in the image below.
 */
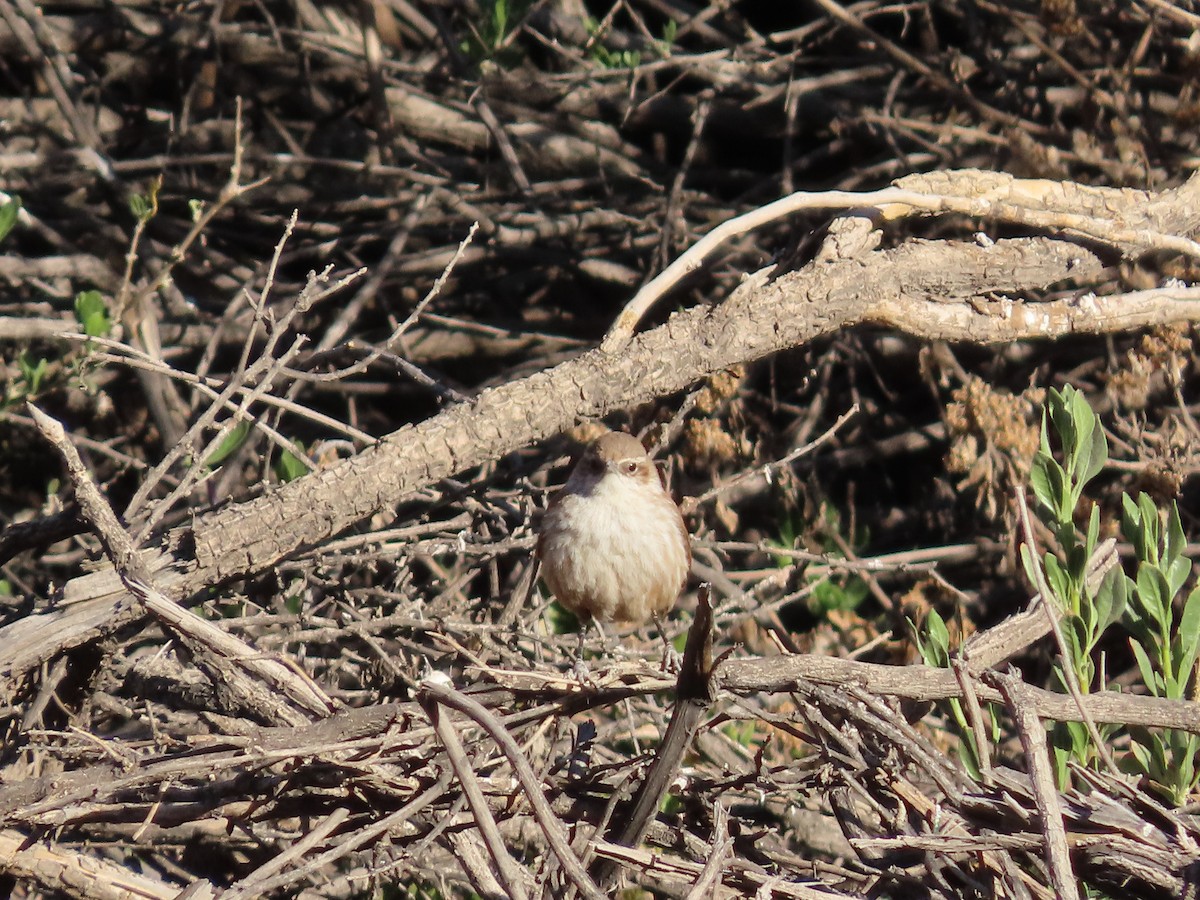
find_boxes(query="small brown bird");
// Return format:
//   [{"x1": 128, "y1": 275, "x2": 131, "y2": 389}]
[{"x1": 537, "y1": 432, "x2": 690, "y2": 630}]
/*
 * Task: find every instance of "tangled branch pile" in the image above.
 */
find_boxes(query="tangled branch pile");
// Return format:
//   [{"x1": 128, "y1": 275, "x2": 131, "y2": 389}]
[{"x1": 3, "y1": 1, "x2": 1200, "y2": 898}]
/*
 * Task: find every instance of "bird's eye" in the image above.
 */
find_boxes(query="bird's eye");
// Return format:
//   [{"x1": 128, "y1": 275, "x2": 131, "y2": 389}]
[{"x1": 622, "y1": 460, "x2": 638, "y2": 475}]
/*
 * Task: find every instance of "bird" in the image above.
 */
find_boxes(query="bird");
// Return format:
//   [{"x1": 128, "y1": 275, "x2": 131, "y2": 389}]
[{"x1": 537, "y1": 431, "x2": 690, "y2": 636}]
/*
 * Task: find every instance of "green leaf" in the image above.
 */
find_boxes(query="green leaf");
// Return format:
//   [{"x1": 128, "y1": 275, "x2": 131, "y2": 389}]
[
  {"x1": 1029, "y1": 451, "x2": 1063, "y2": 518},
  {"x1": 1130, "y1": 638, "x2": 1161, "y2": 696},
  {"x1": 1175, "y1": 586, "x2": 1200, "y2": 688},
  {"x1": 1065, "y1": 613, "x2": 1091, "y2": 668},
  {"x1": 0, "y1": 196, "x2": 20, "y2": 244},
  {"x1": 1065, "y1": 719, "x2": 1089, "y2": 756},
  {"x1": 1085, "y1": 505, "x2": 1100, "y2": 556},
  {"x1": 1065, "y1": 387, "x2": 1097, "y2": 478},
  {"x1": 1178, "y1": 743, "x2": 1197, "y2": 802},
  {"x1": 204, "y1": 421, "x2": 250, "y2": 468},
  {"x1": 1047, "y1": 387, "x2": 1076, "y2": 461},
  {"x1": 924, "y1": 609, "x2": 951, "y2": 667},
  {"x1": 1044, "y1": 553, "x2": 1072, "y2": 612},
  {"x1": 1139, "y1": 493, "x2": 1162, "y2": 567},
  {"x1": 273, "y1": 441, "x2": 310, "y2": 483},
  {"x1": 17, "y1": 351, "x2": 48, "y2": 395},
  {"x1": 955, "y1": 734, "x2": 983, "y2": 781},
  {"x1": 1038, "y1": 410, "x2": 1053, "y2": 458},
  {"x1": 493, "y1": 0, "x2": 508, "y2": 40},
  {"x1": 1051, "y1": 741, "x2": 1070, "y2": 788},
  {"x1": 1136, "y1": 565, "x2": 1170, "y2": 631},
  {"x1": 1080, "y1": 414, "x2": 1108, "y2": 487},
  {"x1": 1126, "y1": 564, "x2": 1155, "y2": 625},
  {"x1": 1121, "y1": 493, "x2": 1148, "y2": 560},
  {"x1": 810, "y1": 578, "x2": 867, "y2": 614},
  {"x1": 1152, "y1": 731, "x2": 1170, "y2": 780},
  {"x1": 655, "y1": 20, "x2": 677, "y2": 57},
  {"x1": 908, "y1": 617, "x2": 930, "y2": 663},
  {"x1": 1128, "y1": 737, "x2": 1151, "y2": 773},
  {"x1": 1166, "y1": 560, "x2": 1191, "y2": 605},
  {"x1": 1093, "y1": 565, "x2": 1127, "y2": 635},
  {"x1": 128, "y1": 177, "x2": 160, "y2": 223},
  {"x1": 73, "y1": 290, "x2": 111, "y2": 338},
  {"x1": 1163, "y1": 664, "x2": 1182, "y2": 700},
  {"x1": 1065, "y1": 539, "x2": 1089, "y2": 586},
  {"x1": 927, "y1": 608, "x2": 950, "y2": 652},
  {"x1": 1166, "y1": 502, "x2": 1186, "y2": 566},
  {"x1": 947, "y1": 696, "x2": 970, "y2": 733},
  {"x1": 1020, "y1": 544, "x2": 1040, "y2": 591}
]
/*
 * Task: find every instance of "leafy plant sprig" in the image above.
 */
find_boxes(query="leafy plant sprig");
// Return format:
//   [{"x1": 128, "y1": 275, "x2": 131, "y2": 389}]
[
  {"x1": 772, "y1": 502, "x2": 869, "y2": 615},
  {"x1": 461, "y1": 0, "x2": 530, "y2": 64},
  {"x1": 584, "y1": 16, "x2": 641, "y2": 69},
  {"x1": 1120, "y1": 494, "x2": 1200, "y2": 804},
  {"x1": 1026, "y1": 385, "x2": 1126, "y2": 694},
  {"x1": 1025, "y1": 385, "x2": 1125, "y2": 783},
  {"x1": 912, "y1": 608, "x2": 999, "y2": 779}
]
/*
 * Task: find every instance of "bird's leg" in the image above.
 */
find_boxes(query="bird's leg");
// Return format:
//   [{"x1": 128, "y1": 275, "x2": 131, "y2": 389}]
[
  {"x1": 571, "y1": 616, "x2": 605, "y2": 684},
  {"x1": 591, "y1": 615, "x2": 613, "y2": 654},
  {"x1": 652, "y1": 612, "x2": 681, "y2": 673}
]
